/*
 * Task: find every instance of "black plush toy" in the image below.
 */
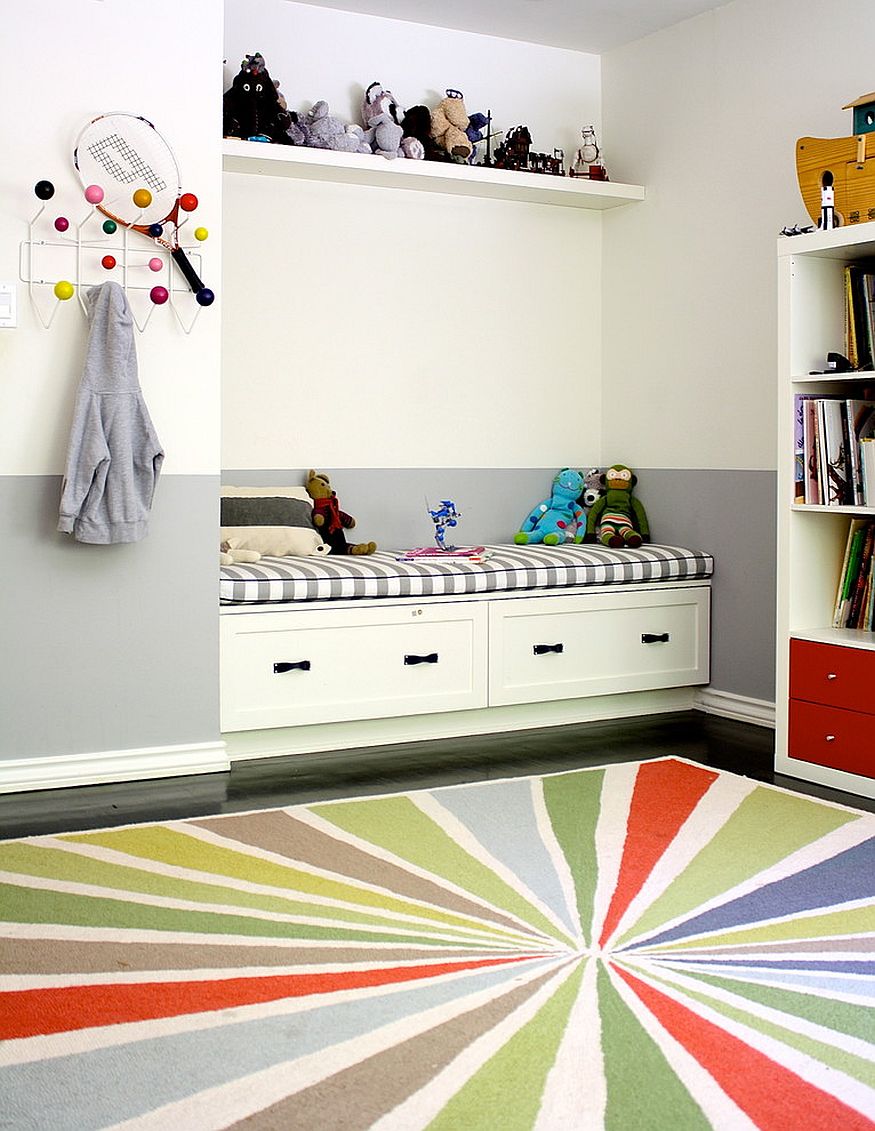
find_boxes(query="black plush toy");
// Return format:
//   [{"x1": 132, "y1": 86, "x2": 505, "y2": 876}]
[
  {"x1": 223, "y1": 53, "x2": 306, "y2": 144},
  {"x1": 401, "y1": 105, "x2": 452, "y2": 162}
]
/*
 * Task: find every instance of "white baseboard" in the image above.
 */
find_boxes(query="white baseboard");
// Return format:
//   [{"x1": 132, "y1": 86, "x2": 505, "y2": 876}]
[
  {"x1": 694, "y1": 687, "x2": 775, "y2": 728},
  {"x1": 0, "y1": 741, "x2": 230, "y2": 795}
]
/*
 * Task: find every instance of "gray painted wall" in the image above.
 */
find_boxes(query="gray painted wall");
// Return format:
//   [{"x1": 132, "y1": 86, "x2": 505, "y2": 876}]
[
  {"x1": 224, "y1": 466, "x2": 777, "y2": 704},
  {"x1": 1, "y1": 475, "x2": 220, "y2": 761}
]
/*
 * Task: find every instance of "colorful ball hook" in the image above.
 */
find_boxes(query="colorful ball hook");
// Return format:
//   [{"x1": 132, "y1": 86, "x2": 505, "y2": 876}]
[
  {"x1": 194, "y1": 226, "x2": 208, "y2": 242},
  {"x1": 150, "y1": 286, "x2": 169, "y2": 305},
  {"x1": 148, "y1": 223, "x2": 163, "y2": 238},
  {"x1": 54, "y1": 216, "x2": 69, "y2": 233},
  {"x1": 102, "y1": 219, "x2": 117, "y2": 234},
  {"x1": 101, "y1": 255, "x2": 116, "y2": 270},
  {"x1": 84, "y1": 184, "x2": 104, "y2": 205},
  {"x1": 195, "y1": 288, "x2": 215, "y2": 307},
  {"x1": 180, "y1": 192, "x2": 199, "y2": 212},
  {"x1": 54, "y1": 280, "x2": 75, "y2": 301},
  {"x1": 34, "y1": 180, "x2": 55, "y2": 201},
  {"x1": 148, "y1": 257, "x2": 163, "y2": 272},
  {"x1": 132, "y1": 188, "x2": 152, "y2": 209}
]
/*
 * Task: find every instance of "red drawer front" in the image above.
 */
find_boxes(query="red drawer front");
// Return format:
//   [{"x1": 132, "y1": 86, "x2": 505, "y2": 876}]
[
  {"x1": 788, "y1": 699, "x2": 875, "y2": 779},
  {"x1": 789, "y1": 639, "x2": 875, "y2": 713}
]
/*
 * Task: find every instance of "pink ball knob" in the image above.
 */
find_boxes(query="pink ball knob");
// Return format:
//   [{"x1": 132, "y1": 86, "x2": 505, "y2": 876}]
[
  {"x1": 85, "y1": 184, "x2": 104, "y2": 205},
  {"x1": 54, "y1": 216, "x2": 69, "y2": 232},
  {"x1": 148, "y1": 257, "x2": 163, "y2": 272},
  {"x1": 150, "y1": 286, "x2": 169, "y2": 305},
  {"x1": 101, "y1": 255, "x2": 116, "y2": 270}
]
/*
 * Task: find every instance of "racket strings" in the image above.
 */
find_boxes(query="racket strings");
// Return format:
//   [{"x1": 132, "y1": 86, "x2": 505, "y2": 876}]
[{"x1": 86, "y1": 132, "x2": 169, "y2": 193}]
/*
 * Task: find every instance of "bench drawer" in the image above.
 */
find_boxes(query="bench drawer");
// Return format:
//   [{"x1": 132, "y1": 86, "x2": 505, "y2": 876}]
[
  {"x1": 488, "y1": 586, "x2": 710, "y2": 706},
  {"x1": 788, "y1": 699, "x2": 875, "y2": 779},
  {"x1": 221, "y1": 603, "x2": 488, "y2": 732}
]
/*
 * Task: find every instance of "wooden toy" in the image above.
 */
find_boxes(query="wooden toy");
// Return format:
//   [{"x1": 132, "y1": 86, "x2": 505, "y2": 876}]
[{"x1": 796, "y1": 92, "x2": 875, "y2": 227}]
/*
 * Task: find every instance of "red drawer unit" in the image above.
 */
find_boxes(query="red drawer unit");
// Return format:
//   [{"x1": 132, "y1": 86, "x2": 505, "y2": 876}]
[
  {"x1": 789, "y1": 639, "x2": 875, "y2": 714},
  {"x1": 788, "y1": 699, "x2": 875, "y2": 779}
]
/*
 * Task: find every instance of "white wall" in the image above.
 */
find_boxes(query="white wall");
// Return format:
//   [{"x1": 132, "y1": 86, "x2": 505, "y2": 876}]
[
  {"x1": 601, "y1": 0, "x2": 875, "y2": 471},
  {"x1": 222, "y1": 0, "x2": 605, "y2": 470},
  {"x1": 1, "y1": 0, "x2": 222, "y2": 478}
]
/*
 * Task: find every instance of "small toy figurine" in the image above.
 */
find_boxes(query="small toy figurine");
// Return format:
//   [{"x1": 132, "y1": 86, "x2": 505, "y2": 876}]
[
  {"x1": 570, "y1": 126, "x2": 608, "y2": 180},
  {"x1": 428, "y1": 499, "x2": 460, "y2": 550}
]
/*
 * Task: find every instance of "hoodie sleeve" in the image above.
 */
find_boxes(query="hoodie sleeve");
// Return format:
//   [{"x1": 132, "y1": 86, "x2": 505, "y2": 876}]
[{"x1": 57, "y1": 392, "x2": 111, "y2": 534}]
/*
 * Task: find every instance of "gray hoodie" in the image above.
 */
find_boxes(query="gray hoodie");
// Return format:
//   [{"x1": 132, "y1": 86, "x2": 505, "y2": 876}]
[{"x1": 58, "y1": 282, "x2": 164, "y2": 544}]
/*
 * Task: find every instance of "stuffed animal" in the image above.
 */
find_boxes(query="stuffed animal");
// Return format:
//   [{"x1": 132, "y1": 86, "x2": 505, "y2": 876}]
[
  {"x1": 362, "y1": 82, "x2": 424, "y2": 160},
  {"x1": 514, "y1": 468, "x2": 585, "y2": 545},
  {"x1": 401, "y1": 105, "x2": 452, "y2": 162},
  {"x1": 465, "y1": 111, "x2": 489, "y2": 163},
  {"x1": 584, "y1": 464, "x2": 650, "y2": 547},
  {"x1": 305, "y1": 470, "x2": 376, "y2": 555},
  {"x1": 304, "y1": 101, "x2": 371, "y2": 153},
  {"x1": 578, "y1": 467, "x2": 606, "y2": 511},
  {"x1": 431, "y1": 90, "x2": 473, "y2": 160},
  {"x1": 223, "y1": 53, "x2": 305, "y2": 145},
  {"x1": 220, "y1": 540, "x2": 262, "y2": 566}
]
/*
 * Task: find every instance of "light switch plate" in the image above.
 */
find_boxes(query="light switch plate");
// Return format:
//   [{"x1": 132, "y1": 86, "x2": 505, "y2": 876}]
[{"x1": 0, "y1": 283, "x2": 17, "y2": 328}]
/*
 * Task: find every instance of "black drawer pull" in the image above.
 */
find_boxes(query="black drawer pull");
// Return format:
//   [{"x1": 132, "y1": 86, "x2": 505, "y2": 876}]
[
  {"x1": 642, "y1": 632, "x2": 671, "y2": 644},
  {"x1": 274, "y1": 660, "x2": 311, "y2": 673},
  {"x1": 533, "y1": 643, "x2": 564, "y2": 655},
  {"x1": 404, "y1": 653, "x2": 438, "y2": 665}
]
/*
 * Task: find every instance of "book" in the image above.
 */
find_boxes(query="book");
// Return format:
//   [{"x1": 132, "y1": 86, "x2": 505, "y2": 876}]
[
  {"x1": 803, "y1": 396, "x2": 821, "y2": 504},
  {"x1": 834, "y1": 519, "x2": 868, "y2": 627},
  {"x1": 846, "y1": 399, "x2": 875, "y2": 503},
  {"x1": 862, "y1": 437, "x2": 875, "y2": 506},
  {"x1": 396, "y1": 546, "x2": 489, "y2": 562},
  {"x1": 819, "y1": 398, "x2": 849, "y2": 505}
]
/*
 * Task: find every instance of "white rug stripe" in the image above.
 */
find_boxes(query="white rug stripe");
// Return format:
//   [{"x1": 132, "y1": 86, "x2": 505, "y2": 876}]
[
  {"x1": 531, "y1": 779, "x2": 587, "y2": 949},
  {"x1": 588, "y1": 763, "x2": 638, "y2": 950},
  {"x1": 106, "y1": 958, "x2": 571, "y2": 1131},
  {"x1": 0, "y1": 955, "x2": 559, "y2": 1069},
  {"x1": 369, "y1": 960, "x2": 582, "y2": 1131},
  {"x1": 604, "y1": 771, "x2": 757, "y2": 951},
  {"x1": 612, "y1": 959, "x2": 875, "y2": 1121},
  {"x1": 605, "y1": 962, "x2": 760, "y2": 1131},
  {"x1": 641, "y1": 957, "x2": 875, "y2": 1007},
  {"x1": 413, "y1": 793, "x2": 576, "y2": 944},
  {"x1": 628, "y1": 958, "x2": 875, "y2": 1064},
  {"x1": 534, "y1": 956, "x2": 605, "y2": 1131}
]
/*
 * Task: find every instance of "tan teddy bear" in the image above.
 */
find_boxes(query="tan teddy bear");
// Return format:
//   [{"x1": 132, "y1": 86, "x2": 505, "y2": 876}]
[{"x1": 430, "y1": 89, "x2": 473, "y2": 160}]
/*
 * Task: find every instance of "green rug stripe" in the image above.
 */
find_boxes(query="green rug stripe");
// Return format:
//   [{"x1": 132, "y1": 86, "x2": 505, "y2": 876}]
[
  {"x1": 64, "y1": 827, "x2": 514, "y2": 940},
  {"x1": 598, "y1": 962, "x2": 711, "y2": 1131},
  {"x1": 310, "y1": 797, "x2": 575, "y2": 948},
  {"x1": 637, "y1": 966, "x2": 875, "y2": 1089},
  {"x1": 0, "y1": 843, "x2": 525, "y2": 944},
  {"x1": 643, "y1": 903, "x2": 875, "y2": 952},
  {"x1": 541, "y1": 769, "x2": 604, "y2": 947},
  {"x1": 617, "y1": 787, "x2": 857, "y2": 947},
  {"x1": 425, "y1": 959, "x2": 587, "y2": 1131},
  {"x1": 0, "y1": 882, "x2": 496, "y2": 947},
  {"x1": 670, "y1": 967, "x2": 875, "y2": 1047}
]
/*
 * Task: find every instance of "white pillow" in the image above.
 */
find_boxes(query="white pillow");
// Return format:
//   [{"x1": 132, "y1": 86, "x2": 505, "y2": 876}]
[
  {"x1": 220, "y1": 526, "x2": 330, "y2": 557},
  {"x1": 221, "y1": 485, "x2": 311, "y2": 501}
]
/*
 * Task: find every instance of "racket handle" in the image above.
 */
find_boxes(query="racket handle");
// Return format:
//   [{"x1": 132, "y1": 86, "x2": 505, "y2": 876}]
[{"x1": 171, "y1": 247, "x2": 205, "y2": 294}]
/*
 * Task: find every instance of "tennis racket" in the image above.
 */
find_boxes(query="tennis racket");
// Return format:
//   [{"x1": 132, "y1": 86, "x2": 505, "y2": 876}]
[{"x1": 74, "y1": 112, "x2": 209, "y2": 297}]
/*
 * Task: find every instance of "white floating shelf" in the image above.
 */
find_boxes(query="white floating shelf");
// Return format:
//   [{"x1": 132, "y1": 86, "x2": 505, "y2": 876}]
[
  {"x1": 222, "y1": 139, "x2": 645, "y2": 210},
  {"x1": 777, "y1": 220, "x2": 875, "y2": 260}
]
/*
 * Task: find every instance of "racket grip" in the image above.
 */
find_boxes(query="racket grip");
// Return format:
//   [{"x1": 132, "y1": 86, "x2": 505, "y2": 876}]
[{"x1": 171, "y1": 248, "x2": 205, "y2": 295}]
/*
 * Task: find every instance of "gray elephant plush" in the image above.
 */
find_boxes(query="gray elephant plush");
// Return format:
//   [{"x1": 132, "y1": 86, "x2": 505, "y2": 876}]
[
  {"x1": 362, "y1": 81, "x2": 424, "y2": 160},
  {"x1": 304, "y1": 100, "x2": 371, "y2": 153}
]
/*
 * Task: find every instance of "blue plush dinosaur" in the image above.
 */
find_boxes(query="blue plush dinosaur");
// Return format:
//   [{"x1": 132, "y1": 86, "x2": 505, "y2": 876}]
[{"x1": 514, "y1": 468, "x2": 585, "y2": 545}]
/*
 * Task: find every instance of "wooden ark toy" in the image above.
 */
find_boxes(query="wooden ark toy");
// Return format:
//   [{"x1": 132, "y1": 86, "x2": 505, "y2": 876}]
[{"x1": 796, "y1": 92, "x2": 875, "y2": 226}]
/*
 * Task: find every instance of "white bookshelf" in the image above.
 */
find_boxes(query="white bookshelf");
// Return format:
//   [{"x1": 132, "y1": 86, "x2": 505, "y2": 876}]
[
  {"x1": 222, "y1": 139, "x2": 646, "y2": 210},
  {"x1": 776, "y1": 221, "x2": 875, "y2": 800}
]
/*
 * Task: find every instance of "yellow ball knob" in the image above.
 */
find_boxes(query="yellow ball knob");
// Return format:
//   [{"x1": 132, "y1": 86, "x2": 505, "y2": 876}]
[
  {"x1": 53, "y1": 280, "x2": 75, "y2": 301},
  {"x1": 132, "y1": 188, "x2": 153, "y2": 209},
  {"x1": 194, "y1": 226, "x2": 208, "y2": 241}
]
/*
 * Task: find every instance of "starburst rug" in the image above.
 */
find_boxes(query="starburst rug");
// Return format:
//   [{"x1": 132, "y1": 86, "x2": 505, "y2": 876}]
[{"x1": 2, "y1": 756, "x2": 874, "y2": 1130}]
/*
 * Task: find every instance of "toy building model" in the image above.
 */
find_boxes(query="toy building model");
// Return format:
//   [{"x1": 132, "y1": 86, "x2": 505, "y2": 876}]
[{"x1": 796, "y1": 92, "x2": 875, "y2": 226}]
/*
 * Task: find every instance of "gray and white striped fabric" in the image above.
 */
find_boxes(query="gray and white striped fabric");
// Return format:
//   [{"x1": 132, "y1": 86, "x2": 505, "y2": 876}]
[{"x1": 220, "y1": 543, "x2": 714, "y2": 604}]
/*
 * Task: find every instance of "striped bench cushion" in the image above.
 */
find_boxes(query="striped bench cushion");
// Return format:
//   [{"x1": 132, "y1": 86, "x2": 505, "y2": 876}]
[{"x1": 220, "y1": 543, "x2": 713, "y2": 604}]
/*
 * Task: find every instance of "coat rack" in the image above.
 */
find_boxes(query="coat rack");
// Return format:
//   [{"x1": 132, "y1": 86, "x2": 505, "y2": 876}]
[{"x1": 20, "y1": 179, "x2": 214, "y2": 334}]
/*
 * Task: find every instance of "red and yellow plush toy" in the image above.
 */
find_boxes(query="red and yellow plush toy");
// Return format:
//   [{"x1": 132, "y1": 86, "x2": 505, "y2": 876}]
[
  {"x1": 584, "y1": 464, "x2": 650, "y2": 547},
  {"x1": 305, "y1": 470, "x2": 376, "y2": 555}
]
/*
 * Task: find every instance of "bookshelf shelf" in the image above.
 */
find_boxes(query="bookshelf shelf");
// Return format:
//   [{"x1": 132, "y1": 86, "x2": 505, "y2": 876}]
[{"x1": 776, "y1": 224, "x2": 875, "y2": 800}]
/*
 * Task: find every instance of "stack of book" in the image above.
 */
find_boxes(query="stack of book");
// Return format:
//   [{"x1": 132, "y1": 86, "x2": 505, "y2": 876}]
[
  {"x1": 844, "y1": 264, "x2": 875, "y2": 371},
  {"x1": 833, "y1": 518, "x2": 875, "y2": 629},
  {"x1": 396, "y1": 546, "x2": 490, "y2": 563},
  {"x1": 794, "y1": 395, "x2": 875, "y2": 505}
]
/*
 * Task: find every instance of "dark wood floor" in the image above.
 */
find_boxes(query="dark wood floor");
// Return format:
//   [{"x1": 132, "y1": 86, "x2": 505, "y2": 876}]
[{"x1": 1, "y1": 711, "x2": 872, "y2": 840}]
